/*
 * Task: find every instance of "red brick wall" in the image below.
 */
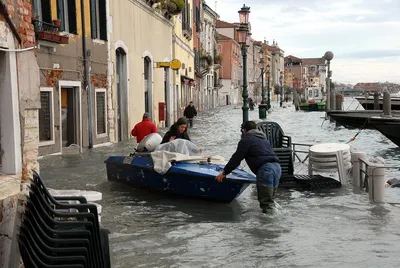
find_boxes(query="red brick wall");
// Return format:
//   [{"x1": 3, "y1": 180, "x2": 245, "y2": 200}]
[
  {"x1": 43, "y1": 70, "x2": 64, "y2": 87},
  {"x1": 91, "y1": 73, "x2": 108, "y2": 88},
  {"x1": 3, "y1": 0, "x2": 36, "y2": 47}
]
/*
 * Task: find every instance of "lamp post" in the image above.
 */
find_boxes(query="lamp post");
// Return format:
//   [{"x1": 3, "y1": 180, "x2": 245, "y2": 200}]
[
  {"x1": 259, "y1": 48, "x2": 266, "y2": 103},
  {"x1": 237, "y1": 4, "x2": 251, "y2": 125},
  {"x1": 267, "y1": 64, "x2": 271, "y2": 109},
  {"x1": 279, "y1": 71, "x2": 283, "y2": 107},
  {"x1": 258, "y1": 48, "x2": 267, "y2": 119},
  {"x1": 324, "y1": 51, "x2": 334, "y2": 111}
]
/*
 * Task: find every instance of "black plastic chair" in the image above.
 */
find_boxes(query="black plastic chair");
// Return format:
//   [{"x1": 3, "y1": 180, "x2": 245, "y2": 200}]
[
  {"x1": 24, "y1": 201, "x2": 97, "y2": 267},
  {"x1": 18, "y1": 238, "x2": 84, "y2": 268},
  {"x1": 28, "y1": 185, "x2": 105, "y2": 267},
  {"x1": 256, "y1": 121, "x2": 292, "y2": 148},
  {"x1": 31, "y1": 171, "x2": 110, "y2": 267}
]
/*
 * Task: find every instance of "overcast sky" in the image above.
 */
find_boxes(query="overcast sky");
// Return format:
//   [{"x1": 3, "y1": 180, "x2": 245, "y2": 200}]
[{"x1": 206, "y1": 0, "x2": 400, "y2": 84}]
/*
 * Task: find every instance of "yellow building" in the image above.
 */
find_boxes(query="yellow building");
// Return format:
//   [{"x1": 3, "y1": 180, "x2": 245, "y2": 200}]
[
  {"x1": 33, "y1": 0, "x2": 109, "y2": 155},
  {"x1": 171, "y1": 0, "x2": 195, "y2": 121},
  {"x1": 109, "y1": 0, "x2": 175, "y2": 141}
]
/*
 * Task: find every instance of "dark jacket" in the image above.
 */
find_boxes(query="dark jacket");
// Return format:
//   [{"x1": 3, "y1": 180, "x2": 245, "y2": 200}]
[
  {"x1": 184, "y1": 105, "x2": 197, "y2": 118},
  {"x1": 223, "y1": 129, "x2": 279, "y2": 175},
  {"x1": 161, "y1": 124, "x2": 191, "y2": 144}
]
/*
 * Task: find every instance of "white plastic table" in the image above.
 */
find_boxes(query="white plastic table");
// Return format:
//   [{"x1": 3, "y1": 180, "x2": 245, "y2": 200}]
[{"x1": 308, "y1": 143, "x2": 352, "y2": 184}]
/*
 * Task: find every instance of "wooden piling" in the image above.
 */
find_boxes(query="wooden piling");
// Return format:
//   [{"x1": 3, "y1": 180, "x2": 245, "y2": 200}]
[
  {"x1": 382, "y1": 91, "x2": 392, "y2": 117},
  {"x1": 373, "y1": 92, "x2": 380, "y2": 110}
]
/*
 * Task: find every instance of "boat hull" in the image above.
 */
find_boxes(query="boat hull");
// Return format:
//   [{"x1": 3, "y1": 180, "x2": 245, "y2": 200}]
[
  {"x1": 327, "y1": 110, "x2": 381, "y2": 129},
  {"x1": 368, "y1": 117, "x2": 400, "y2": 147},
  {"x1": 355, "y1": 97, "x2": 400, "y2": 110},
  {"x1": 105, "y1": 156, "x2": 255, "y2": 203}
]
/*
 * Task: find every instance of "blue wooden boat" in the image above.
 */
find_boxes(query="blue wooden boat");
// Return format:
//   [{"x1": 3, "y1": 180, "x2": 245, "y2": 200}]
[{"x1": 105, "y1": 154, "x2": 256, "y2": 203}]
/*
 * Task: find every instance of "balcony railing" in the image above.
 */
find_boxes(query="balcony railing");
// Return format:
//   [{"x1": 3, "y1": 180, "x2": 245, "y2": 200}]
[
  {"x1": 33, "y1": 20, "x2": 59, "y2": 33},
  {"x1": 182, "y1": 21, "x2": 192, "y2": 40},
  {"x1": 33, "y1": 20, "x2": 69, "y2": 44}
]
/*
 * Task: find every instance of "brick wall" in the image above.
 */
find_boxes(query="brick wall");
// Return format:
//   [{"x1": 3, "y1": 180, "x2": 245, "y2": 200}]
[{"x1": 16, "y1": 0, "x2": 36, "y2": 47}]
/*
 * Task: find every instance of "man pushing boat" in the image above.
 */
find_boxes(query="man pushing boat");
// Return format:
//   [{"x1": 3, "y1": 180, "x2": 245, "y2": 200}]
[{"x1": 215, "y1": 121, "x2": 281, "y2": 212}]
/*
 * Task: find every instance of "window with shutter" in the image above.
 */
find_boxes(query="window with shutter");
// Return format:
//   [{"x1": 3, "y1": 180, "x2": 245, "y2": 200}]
[
  {"x1": 90, "y1": 0, "x2": 107, "y2": 40},
  {"x1": 57, "y1": 0, "x2": 77, "y2": 33},
  {"x1": 96, "y1": 90, "x2": 107, "y2": 134},
  {"x1": 39, "y1": 90, "x2": 53, "y2": 141}
]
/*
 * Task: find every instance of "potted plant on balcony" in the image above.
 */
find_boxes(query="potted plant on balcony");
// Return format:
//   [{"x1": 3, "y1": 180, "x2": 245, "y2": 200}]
[
  {"x1": 53, "y1": 19, "x2": 61, "y2": 28},
  {"x1": 157, "y1": 0, "x2": 184, "y2": 15},
  {"x1": 214, "y1": 54, "x2": 222, "y2": 64},
  {"x1": 200, "y1": 53, "x2": 212, "y2": 66}
]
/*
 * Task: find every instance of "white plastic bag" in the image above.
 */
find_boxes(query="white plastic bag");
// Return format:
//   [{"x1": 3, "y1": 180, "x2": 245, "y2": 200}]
[{"x1": 155, "y1": 139, "x2": 201, "y2": 156}]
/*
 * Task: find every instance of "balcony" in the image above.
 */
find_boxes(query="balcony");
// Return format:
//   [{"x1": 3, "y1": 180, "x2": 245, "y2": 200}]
[
  {"x1": 182, "y1": 21, "x2": 192, "y2": 40},
  {"x1": 33, "y1": 20, "x2": 69, "y2": 44}
]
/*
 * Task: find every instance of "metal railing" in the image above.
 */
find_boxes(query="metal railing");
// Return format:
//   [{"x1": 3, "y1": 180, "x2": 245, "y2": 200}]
[
  {"x1": 291, "y1": 142, "x2": 313, "y2": 163},
  {"x1": 358, "y1": 158, "x2": 400, "y2": 203},
  {"x1": 32, "y1": 19, "x2": 59, "y2": 33},
  {"x1": 182, "y1": 21, "x2": 192, "y2": 37}
]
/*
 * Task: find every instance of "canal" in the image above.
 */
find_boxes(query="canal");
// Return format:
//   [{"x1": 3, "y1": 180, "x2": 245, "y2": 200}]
[{"x1": 39, "y1": 98, "x2": 400, "y2": 268}]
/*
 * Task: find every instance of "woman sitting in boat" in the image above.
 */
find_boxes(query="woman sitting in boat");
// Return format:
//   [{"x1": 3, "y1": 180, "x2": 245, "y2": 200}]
[{"x1": 161, "y1": 117, "x2": 191, "y2": 144}]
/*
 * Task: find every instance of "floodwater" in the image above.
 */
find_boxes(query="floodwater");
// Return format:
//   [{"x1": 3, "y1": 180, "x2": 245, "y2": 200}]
[{"x1": 39, "y1": 98, "x2": 400, "y2": 268}]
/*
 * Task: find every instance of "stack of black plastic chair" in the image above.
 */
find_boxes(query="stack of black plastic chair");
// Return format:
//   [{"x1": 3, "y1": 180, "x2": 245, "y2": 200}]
[{"x1": 18, "y1": 170, "x2": 111, "y2": 268}]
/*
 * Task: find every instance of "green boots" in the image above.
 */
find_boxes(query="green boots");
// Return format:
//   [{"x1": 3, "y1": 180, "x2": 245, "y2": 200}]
[{"x1": 257, "y1": 184, "x2": 277, "y2": 213}]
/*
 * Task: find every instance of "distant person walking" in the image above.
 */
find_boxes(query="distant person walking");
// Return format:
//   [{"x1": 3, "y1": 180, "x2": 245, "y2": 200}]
[
  {"x1": 184, "y1": 101, "x2": 197, "y2": 128},
  {"x1": 131, "y1": 113, "x2": 158, "y2": 143}
]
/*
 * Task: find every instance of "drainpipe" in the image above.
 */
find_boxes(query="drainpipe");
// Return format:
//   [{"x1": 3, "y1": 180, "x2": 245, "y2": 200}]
[{"x1": 80, "y1": 0, "x2": 93, "y2": 148}]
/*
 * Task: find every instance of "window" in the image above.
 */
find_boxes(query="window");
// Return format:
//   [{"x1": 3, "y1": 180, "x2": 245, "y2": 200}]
[
  {"x1": 90, "y1": 0, "x2": 107, "y2": 40},
  {"x1": 95, "y1": 89, "x2": 107, "y2": 135},
  {"x1": 39, "y1": 88, "x2": 54, "y2": 145},
  {"x1": 144, "y1": 57, "x2": 152, "y2": 114},
  {"x1": 32, "y1": 0, "x2": 52, "y2": 23},
  {"x1": 57, "y1": 0, "x2": 77, "y2": 33}
]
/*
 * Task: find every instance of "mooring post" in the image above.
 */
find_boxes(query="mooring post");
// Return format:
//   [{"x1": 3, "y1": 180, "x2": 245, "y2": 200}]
[
  {"x1": 373, "y1": 92, "x2": 380, "y2": 110},
  {"x1": 351, "y1": 152, "x2": 367, "y2": 188},
  {"x1": 382, "y1": 91, "x2": 392, "y2": 117},
  {"x1": 367, "y1": 164, "x2": 386, "y2": 203}
]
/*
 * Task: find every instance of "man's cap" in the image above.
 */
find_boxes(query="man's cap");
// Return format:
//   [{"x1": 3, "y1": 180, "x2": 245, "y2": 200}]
[{"x1": 143, "y1": 112, "x2": 151, "y2": 119}]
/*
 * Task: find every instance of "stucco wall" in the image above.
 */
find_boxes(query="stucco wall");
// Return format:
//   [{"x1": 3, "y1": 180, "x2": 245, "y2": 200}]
[
  {"x1": 109, "y1": 0, "x2": 173, "y2": 139},
  {"x1": 0, "y1": 1, "x2": 40, "y2": 266}
]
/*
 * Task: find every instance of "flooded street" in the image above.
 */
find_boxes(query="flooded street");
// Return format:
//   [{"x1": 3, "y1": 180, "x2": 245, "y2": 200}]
[{"x1": 39, "y1": 98, "x2": 400, "y2": 268}]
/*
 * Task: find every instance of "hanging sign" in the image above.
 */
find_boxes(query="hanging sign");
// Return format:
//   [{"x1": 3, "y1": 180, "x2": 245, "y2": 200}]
[
  {"x1": 155, "y1": 59, "x2": 182, "y2": 70},
  {"x1": 170, "y1": 59, "x2": 181, "y2": 70},
  {"x1": 156, "y1": 62, "x2": 170, "y2": 68}
]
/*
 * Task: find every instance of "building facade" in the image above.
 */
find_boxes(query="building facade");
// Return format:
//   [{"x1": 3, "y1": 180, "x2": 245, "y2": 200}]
[
  {"x1": 172, "y1": 0, "x2": 195, "y2": 122},
  {"x1": 217, "y1": 33, "x2": 241, "y2": 105},
  {"x1": 0, "y1": 0, "x2": 40, "y2": 266},
  {"x1": 33, "y1": 0, "x2": 109, "y2": 156},
  {"x1": 200, "y1": 2, "x2": 219, "y2": 110},
  {"x1": 109, "y1": 0, "x2": 174, "y2": 139}
]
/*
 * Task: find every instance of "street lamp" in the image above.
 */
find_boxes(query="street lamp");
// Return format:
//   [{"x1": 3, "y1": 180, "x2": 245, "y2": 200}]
[
  {"x1": 267, "y1": 64, "x2": 271, "y2": 109},
  {"x1": 279, "y1": 71, "x2": 284, "y2": 107},
  {"x1": 258, "y1": 49, "x2": 267, "y2": 119},
  {"x1": 324, "y1": 51, "x2": 334, "y2": 111},
  {"x1": 237, "y1": 4, "x2": 250, "y2": 125},
  {"x1": 259, "y1": 48, "x2": 266, "y2": 103}
]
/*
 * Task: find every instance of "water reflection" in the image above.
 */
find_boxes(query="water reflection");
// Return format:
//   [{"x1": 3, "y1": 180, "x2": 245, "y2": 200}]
[{"x1": 39, "y1": 98, "x2": 400, "y2": 268}]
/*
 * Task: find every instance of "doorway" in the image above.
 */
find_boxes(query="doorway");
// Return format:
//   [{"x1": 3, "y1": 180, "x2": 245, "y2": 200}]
[
  {"x1": 60, "y1": 87, "x2": 79, "y2": 147},
  {"x1": 116, "y1": 48, "x2": 128, "y2": 141}
]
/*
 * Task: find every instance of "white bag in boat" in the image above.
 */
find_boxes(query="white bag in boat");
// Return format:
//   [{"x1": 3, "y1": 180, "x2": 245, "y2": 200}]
[
  {"x1": 155, "y1": 139, "x2": 201, "y2": 156},
  {"x1": 136, "y1": 133, "x2": 162, "y2": 152}
]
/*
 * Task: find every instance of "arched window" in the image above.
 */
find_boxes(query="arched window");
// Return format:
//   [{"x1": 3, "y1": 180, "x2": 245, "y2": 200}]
[{"x1": 144, "y1": 56, "x2": 152, "y2": 115}]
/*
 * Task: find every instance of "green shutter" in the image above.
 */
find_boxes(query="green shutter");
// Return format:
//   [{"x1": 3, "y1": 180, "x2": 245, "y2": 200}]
[{"x1": 90, "y1": 0, "x2": 98, "y2": 39}]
